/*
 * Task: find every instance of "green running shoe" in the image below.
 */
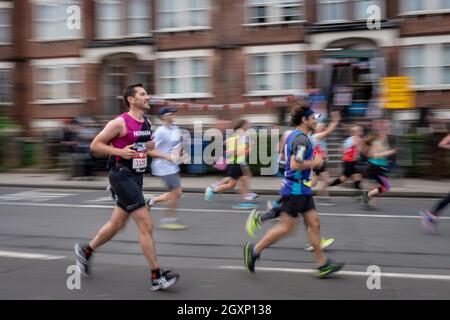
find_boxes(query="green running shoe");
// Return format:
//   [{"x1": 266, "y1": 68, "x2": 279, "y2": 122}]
[
  {"x1": 304, "y1": 237, "x2": 335, "y2": 252},
  {"x1": 245, "y1": 209, "x2": 261, "y2": 239},
  {"x1": 244, "y1": 242, "x2": 259, "y2": 273},
  {"x1": 318, "y1": 259, "x2": 345, "y2": 278}
]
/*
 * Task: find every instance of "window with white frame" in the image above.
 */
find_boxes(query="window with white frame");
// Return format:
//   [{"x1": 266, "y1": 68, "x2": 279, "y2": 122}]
[
  {"x1": 401, "y1": 0, "x2": 450, "y2": 13},
  {"x1": 0, "y1": 69, "x2": 12, "y2": 104},
  {"x1": 157, "y1": 0, "x2": 210, "y2": 30},
  {"x1": 0, "y1": 5, "x2": 11, "y2": 44},
  {"x1": 402, "y1": 46, "x2": 426, "y2": 86},
  {"x1": 401, "y1": 0, "x2": 423, "y2": 12},
  {"x1": 34, "y1": 65, "x2": 84, "y2": 102},
  {"x1": 128, "y1": 0, "x2": 151, "y2": 36},
  {"x1": 33, "y1": 0, "x2": 82, "y2": 41},
  {"x1": 246, "y1": 0, "x2": 303, "y2": 24},
  {"x1": 442, "y1": 44, "x2": 450, "y2": 84},
  {"x1": 354, "y1": 0, "x2": 385, "y2": 20},
  {"x1": 441, "y1": 0, "x2": 450, "y2": 9},
  {"x1": 317, "y1": 0, "x2": 348, "y2": 22},
  {"x1": 96, "y1": 0, "x2": 151, "y2": 39},
  {"x1": 248, "y1": 52, "x2": 304, "y2": 94},
  {"x1": 158, "y1": 58, "x2": 210, "y2": 98}
]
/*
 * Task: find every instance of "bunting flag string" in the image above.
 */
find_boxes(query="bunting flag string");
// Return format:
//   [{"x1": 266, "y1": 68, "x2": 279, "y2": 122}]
[{"x1": 149, "y1": 94, "x2": 306, "y2": 111}]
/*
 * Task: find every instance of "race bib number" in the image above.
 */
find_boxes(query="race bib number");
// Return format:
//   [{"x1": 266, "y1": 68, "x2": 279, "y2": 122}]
[{"x1": 132, "y1": 151, "x2": 147, "y2": 173}]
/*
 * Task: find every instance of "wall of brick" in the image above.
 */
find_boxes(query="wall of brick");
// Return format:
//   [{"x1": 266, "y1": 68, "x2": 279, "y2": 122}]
[{"x1": 400, "y1": 14, "x2": 450, "y2": 37}]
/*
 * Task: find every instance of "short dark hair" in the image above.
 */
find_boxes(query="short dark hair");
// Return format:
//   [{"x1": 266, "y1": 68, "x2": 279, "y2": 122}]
[
  {"x1": 122, "y1": 83, "x2": 144, "y2": 108},
  {"x1": 290, "y1": 102, "x2": 311, "y2": 127},
  {"x1": 233, "y1": 119, "x2": 248, "y2": 131}
]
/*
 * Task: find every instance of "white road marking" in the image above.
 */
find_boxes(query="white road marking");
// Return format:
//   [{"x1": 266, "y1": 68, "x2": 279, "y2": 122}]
[
  {"x1": 0, "y1": 250, "x2": 65, "y2": 260},
  {"x1": 219, "y1": 266, "x2": 450, "y2": 281},
  {"x1": 0, "y1": 201, "x2": 449, "y2": 220},
  {"x1": 85, "y1": 197, "x2": 117, "y2": 203},
  {"x1": 0, "y1": 190, "x2": 76, "y2": 202}
]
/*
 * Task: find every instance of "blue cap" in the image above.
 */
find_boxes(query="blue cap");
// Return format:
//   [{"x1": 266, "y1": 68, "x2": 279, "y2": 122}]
[{"x1": 158, "y1": 107, "x2": 178, "y2": 116}]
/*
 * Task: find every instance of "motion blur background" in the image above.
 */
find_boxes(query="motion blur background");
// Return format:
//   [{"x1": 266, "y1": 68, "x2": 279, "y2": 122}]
[{"x1": 0, "y1": 0, "x2": 449, "y2": 178}]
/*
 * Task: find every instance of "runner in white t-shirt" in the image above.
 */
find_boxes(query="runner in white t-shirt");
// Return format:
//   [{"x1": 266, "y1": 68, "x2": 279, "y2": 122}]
[{"x1": 145, "y1": 107, "x2": 187, "y2": 230}]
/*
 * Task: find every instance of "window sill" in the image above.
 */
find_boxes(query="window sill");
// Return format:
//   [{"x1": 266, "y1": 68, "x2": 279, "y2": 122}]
[
  {"x1": 154, "y1": 26, "x2": 212, "y2": 33},
  {"x1": 412, "y1": 85, "x2": 450, "y2": 91},
  {"x1": 0, "y1": 42, "x2": 12, "y2": 46},
  {"x1": 399, "y1": 9, "x2": 450, "y2": 16},
  {"x1": 93, "y1": 34, "x2": 152, "y2": 40},
  {"x1": 32, "y1": 99, "x2": 86, "y2": 105},
  {"x1": 30, "y1": 38, "x2": 83, "y2": 43},
  {"x1": 242, "y1": 20, "x2": 306, "y2": 27},
  {"x1": 314, "y1": 20, "x2": 352, "y2": 25}
]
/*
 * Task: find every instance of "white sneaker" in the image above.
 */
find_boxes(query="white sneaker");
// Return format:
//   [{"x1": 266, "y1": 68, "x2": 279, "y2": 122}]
[
  {"x1": 244, "y1": 193, "x2": 258, "y2": 201},
  {"x1": 151, "y1": 270, "x2": 180, "y2": 291}
]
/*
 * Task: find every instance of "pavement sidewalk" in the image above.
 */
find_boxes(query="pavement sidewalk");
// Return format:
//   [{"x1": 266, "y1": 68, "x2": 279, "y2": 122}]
[{"x1": 0, "y1": 172, "x2": 447, "y2": 198}]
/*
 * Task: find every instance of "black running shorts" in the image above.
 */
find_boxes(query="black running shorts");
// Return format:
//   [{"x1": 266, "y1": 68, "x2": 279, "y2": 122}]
[
  {"x1": 314, "y1": 161, "x2": 327, "y2": 174},
  {"x1": 343, "y1": 161, "x2": 358, "y2": 177},
  {"x1": 279, "y1": 195, "x2": 316, "y2": 218},
  {"x1": 109, "y1": 166, "x2": 146, "y2": 213},
  {"x1": 226, "y1": 164, "x2": 244, "y2": 180},
  {"x1": 366, "y1": 163, "x2": 390, "y2": 189}
]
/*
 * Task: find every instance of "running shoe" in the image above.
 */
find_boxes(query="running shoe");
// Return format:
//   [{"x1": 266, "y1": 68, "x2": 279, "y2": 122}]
[
  {"x1": 158, "y1": 222, "x2": 187, "y2": 230},
  {"x1": 361, "y1": 191, "x2": 369, "y2": 206},
  {"x1": 145, "y1": 197, "x2": 155, "y2": 208},
  {"x1": 151, "y1": 269, "x2": 180, "y2": 291},
  {"x1": 204, "y1": 186, "x2": 215, "y2": 202},
  {"x1": 318, "y1": 259, "x2": 345, "y2": 278},
  {"x1": 419, "y1": 211, "x2": 438, "y2": 234},
  {"x1": 243, "y1": 242, "x2": 260, "y2": 273},
  {"x1": 304, "y1": 237, "x2": 335, "y2": 252},
  {"x1": 245, "y1": 209, "x2": 261, "y2": 239},
  {"x1": 244, "y1": 193, "x2": 259, "y2": 201},
  {"x1": 232, "y1": 202, "x2": 257, "y2": 210},
  {"x1": 106, "y1": 184, "x2": 117, "y2": 202},
  {"x1": 74, "y1": 243, "x2": 92, "y2": 276}
]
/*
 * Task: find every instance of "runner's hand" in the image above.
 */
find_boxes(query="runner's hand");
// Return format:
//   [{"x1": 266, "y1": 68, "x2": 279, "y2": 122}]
[
  {"x1": 313, "y1": 156, "x2": 324, "y2": 169},
  {"x1": 331, "y1": 111, "x2": 341, "y2": 122},
  {"x1": 120, "y1": 144, "x2": 137, "y2": 159},
  {"x1": 146, "y1": 140, "x2": 155, "y2": 151}
]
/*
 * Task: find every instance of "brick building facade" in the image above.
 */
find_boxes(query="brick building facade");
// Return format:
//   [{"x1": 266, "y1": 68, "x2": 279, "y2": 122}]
[{"x1": 1, "y1": 0, "x2": 450, "y2": 134}]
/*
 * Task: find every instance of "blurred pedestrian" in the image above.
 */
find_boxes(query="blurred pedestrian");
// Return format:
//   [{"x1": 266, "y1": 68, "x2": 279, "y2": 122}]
[
  {"x1": 60, "y1": 119, "x2": 79, "y2": 179},
  {"x1": 74, "y1": 83, "x2": 179, "y2": 291},
  {"x1": 311, "y1": 110, "x2": 341, "y2": 205},
  {"x1": 419, "y1": 133, "x2": 450, "y2": 233},
  {"x1": 72, "y1": 116, "x2": 98, "y2": 180},
  {"x1": 243, "y1": 103, "x2": 345, "y2": 278},
  {"x1": 251, "y1": 110, "x2": 337, "y2": 251},
  {"x1": 328, "y1": 126, "x2": 364, "y2": 195},
  {"x1": 361, "y1": 129, "x2": 397, "y2": 209},
  {"x1": 145, "y1": 107, "x2": 187, "y2": 230},
  {"x1": 204, "y1": 119, "x2": 258, "y2": 209}
]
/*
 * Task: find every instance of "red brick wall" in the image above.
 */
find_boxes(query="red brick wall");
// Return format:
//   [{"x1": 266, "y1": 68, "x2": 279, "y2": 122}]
[
  {"x1": 416, "y1": 91, "x2": 450, "y2": 109},
  {"x1": 400, "y1": 14, "x2": 450, "y2": 37}
]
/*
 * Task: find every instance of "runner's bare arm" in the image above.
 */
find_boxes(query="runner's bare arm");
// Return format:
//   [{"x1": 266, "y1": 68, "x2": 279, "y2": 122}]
[
  {"x1": 147, "y1": 149, "x2": 173, "y2": 162},
  {"x1": 90, "y1": 118, "x2": 136, "y2": 159},
  {"x1": 315, "y1": 111, "x2": 341, "y2": 140},
  {"x1": 290, "y1": 154, "x2": 323, "y2": 171},
  {"x1": 438, "y1": 134, "x2": 450, "y2": 150}
]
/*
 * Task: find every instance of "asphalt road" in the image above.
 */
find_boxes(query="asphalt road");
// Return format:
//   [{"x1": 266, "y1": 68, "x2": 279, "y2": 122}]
[{"x1": 0, "y1": 186, "x2": 449, "y2": 300}]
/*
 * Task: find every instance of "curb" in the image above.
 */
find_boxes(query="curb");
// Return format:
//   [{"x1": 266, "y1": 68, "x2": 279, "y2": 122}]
[{"x1": 0, "y1": 183, "x2": 446, "y2": 199}]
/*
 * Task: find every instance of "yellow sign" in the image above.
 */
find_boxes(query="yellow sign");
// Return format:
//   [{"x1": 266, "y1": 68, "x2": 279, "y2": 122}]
[{"x1": 381, "y1": 77, "x2": 415, "y2": 109}]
